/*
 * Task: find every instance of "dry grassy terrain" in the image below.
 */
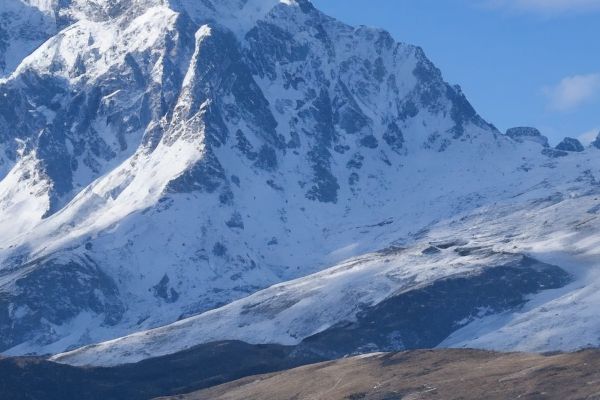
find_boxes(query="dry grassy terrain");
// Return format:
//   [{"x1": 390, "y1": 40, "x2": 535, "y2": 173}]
[{"x1": 162, "y1": 349, "x2": 600, "y2": 400}]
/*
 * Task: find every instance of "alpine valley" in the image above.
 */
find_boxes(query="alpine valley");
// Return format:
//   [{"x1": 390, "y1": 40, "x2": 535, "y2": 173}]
[{"x1": 1, "y1": 0, "x2": 600, "y2": 389}]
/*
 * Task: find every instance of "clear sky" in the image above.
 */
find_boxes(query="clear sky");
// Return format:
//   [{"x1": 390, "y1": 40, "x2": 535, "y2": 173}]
[{"x1": 312, "y1": 0, "x2": 600, "y2": 145}]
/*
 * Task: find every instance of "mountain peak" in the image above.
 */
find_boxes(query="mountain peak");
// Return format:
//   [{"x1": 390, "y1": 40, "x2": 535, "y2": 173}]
[
  {"x1": 4, "y1": 0, "x2": 597, "y2": 365},
  {"x1": 63, "y1": 0, "x2": 300, "y2": 30},
  {"x1": 169, "y1": 0, "x2": 300, "y2": 38}
]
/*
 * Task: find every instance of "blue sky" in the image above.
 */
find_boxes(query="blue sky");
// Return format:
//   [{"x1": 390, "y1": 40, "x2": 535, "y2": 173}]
[{"x1": 312, "y1": 0, "x2": 600, "y2": 145}]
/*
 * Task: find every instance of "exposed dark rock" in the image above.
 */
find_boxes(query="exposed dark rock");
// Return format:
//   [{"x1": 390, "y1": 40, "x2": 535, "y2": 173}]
[
  {"x1": 591, "y1": 132, "x2": 600, "y2": 149},
  {"x1": 234, "y1": 130, "x2": 257, "y2": 160},
  {"x1": 212, "y1": 243, "x2": 228, "y2": 257},
  {"x1": 302, "y1": 89, "x2": 340, "y2": 204},
  {"x1": 446, "y1": 84, "x2": 488, "y2": 138},
  {"x1": 421, "y1": 246, "x2": 441, "y2": 255},
  {"x1": 359, "y1": 135, "x2": 379, "y2": 149},
  {"x1": 556, "y1": 137, "x2": 584, "y2": 152},
  {"x1": 346, "y1": 153, "x2": 364, "y2": 169},
  {"x1": 153, "y1": 275, "x2": 180, "y2": 304},
  {"x1": 333, "y1": 80, "x2": 371, "y2": 135},
  {"x1": 166, "y1": 150, "x2": 226, "y2": 194},
  {"x1": 246, "y1": 21, "x2": 309, "y2": 81},
  {"x1": 429, "y1": 239, "x2": 467, "y2": 249},
  {"x1": 0, "y1": 256, "x2": 124, "y2": 352},
  {"x1": 254, "y1": 145, "x2": 278, "y2": 171},
  {"x1": 382, "y1": 122, "x2": 405, "y2": 154},
  {"x1": 454, "y1": 246, "x2": 489, "y2": 257},
  {"x1": 297, "y1": 256, "x2": 571, "y2": 358},
  {"x1": 225, "y1": 212, "x2": 244, "y2": 229},
  {"x1": 506, "y1": 127, "x2": 549, "y2": 147},
  {"x1": 542, "y1": 148, "x2": 569, "y2": 158}
]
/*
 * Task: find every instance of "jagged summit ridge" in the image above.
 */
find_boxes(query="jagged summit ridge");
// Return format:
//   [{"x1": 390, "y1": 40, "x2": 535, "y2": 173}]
[
  {"x1": 0, "y1": 0, "x2": 295, "y2": 77},
  {"x1": 0, "y1": 0, "x2": 496, "y2": 217}
]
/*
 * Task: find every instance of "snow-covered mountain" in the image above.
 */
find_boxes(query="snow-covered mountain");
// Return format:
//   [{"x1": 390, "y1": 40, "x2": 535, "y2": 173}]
[
  {"x1": 51, "y1": 147, "x2": 600, "y2": 365},
  {"x1": 1, "y1": 0, "x2": 599, "y2": 362}
]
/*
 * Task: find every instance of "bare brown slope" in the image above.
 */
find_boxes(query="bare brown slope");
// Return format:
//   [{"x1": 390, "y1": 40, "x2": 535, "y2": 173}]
[{"x1": 161, "y1": 349, "x2": 600, "y2": 400}]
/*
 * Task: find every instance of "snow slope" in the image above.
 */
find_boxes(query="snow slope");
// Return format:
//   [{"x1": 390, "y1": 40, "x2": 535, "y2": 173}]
[{"x1": 53, "y1": 146, "x2": 600, "y2": 365}]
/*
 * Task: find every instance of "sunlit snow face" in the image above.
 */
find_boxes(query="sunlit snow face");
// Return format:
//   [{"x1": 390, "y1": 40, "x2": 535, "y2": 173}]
[{"x1": 170, "y1": 0, "x2": 290, "y2": 38}]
